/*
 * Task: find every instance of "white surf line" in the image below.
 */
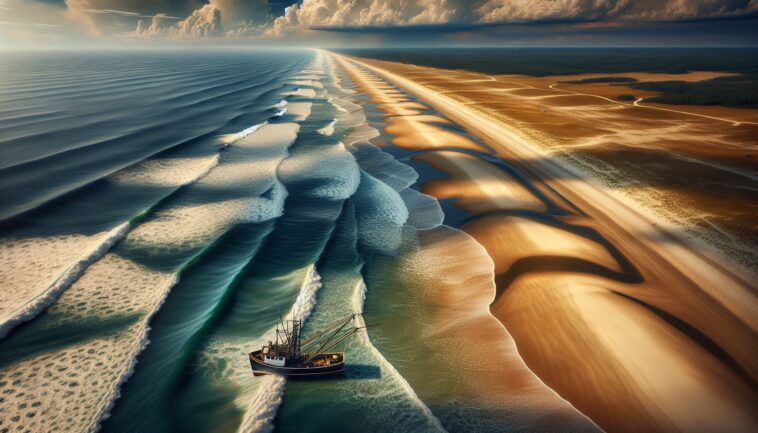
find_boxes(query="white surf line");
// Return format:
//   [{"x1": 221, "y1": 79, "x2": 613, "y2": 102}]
[
  {"x1": 548, "y1": 82, "x2": 755, "y2": 126},
  {"x1": 222, "y1": 122, "x2": 268, "y2": 146},
  {"x1": 351, "y1": 280, "x2": 449, "y2": 433},
  {"x1": 236, "y1": 266, "x2": 323, "y2": 433},
  {"x1": 335, "y1": 56, "x2": 615, "y2": 432},
  {"x1": 236, "y1": 55, "x2": 330, "y2": 433},
  {"x1": 338, "y1": 54, "x2": 609, "y2": 431},
  {"x1": 0, "y1": 153, "x2": 222, "y2": 340},
  {"x1": 327, "y1": 55, "x2": 453, "y2": 430},
  {"x1": 221, "y1": 98, "x2": 296, "y2": 146},
  {"x1": 3, "y1": 123, "x2": 295, "y2": 433},
  {"x1": 92, "y1": 124, "x2": 297, "y2": 432},
  {"x1": 317, "y1": 119, "x2": 337, "y2": 136},
  {"x1": 0, "y1": 222, "x2": 129, "y2": 339},
  {"x1": 237, "y1": 375, "x2": 286, "y2": 433},
  {"x1": 92, "y1": 272, "x2": 180, "y2": 432}
]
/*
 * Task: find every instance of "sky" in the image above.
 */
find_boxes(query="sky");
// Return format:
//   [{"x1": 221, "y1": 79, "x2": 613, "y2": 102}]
[{"x1": 1, "y1": 0, "x2": 757, "y2": 48}]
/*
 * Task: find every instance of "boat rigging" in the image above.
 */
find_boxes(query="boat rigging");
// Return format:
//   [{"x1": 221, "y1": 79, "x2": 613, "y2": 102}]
[{"x1": 249, "y1": 313, "x2": 366, "y2": 377}]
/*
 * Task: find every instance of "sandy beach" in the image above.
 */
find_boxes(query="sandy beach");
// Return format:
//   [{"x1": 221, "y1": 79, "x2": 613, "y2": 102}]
[
  {"x1": 349, "y1": 58, "x2": 758, "y2": 274},
  {"x1": 332, "y1": 52, "x2": 758, "y2": 433}
]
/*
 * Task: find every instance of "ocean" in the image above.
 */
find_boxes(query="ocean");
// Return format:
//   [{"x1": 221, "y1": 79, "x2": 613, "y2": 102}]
[
  {"x1": 0, "y1": 48, "x2": 461, "y2": 433},
  {"x1": 0, "y1": 47, "x2": 608, "y2": 433}
]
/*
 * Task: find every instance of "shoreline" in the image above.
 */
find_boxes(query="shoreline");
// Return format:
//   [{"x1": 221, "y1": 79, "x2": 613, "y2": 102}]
[
  {"x1": 330, "y1": 51, "x2": 758, "y2": 433},
  {"x1": 333, "y1": 51, "x2": 604, "y2": 432},
  {"x1": 349, "y1": 57, "x2": 758, "y2": 277}
]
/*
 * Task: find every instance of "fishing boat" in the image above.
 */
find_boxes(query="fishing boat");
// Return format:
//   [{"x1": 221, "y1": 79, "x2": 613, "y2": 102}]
[{"x1": 249, "y1": 314, "x2": 364, "y2": 377}]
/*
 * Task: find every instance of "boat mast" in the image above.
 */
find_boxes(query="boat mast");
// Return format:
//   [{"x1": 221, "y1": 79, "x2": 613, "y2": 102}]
[
  {"x1": 292, "y1": 320, "x2": 301, "y2": 360},
  {"x1": 274, "y1": 323, "x2": 279, "y2": 351}
]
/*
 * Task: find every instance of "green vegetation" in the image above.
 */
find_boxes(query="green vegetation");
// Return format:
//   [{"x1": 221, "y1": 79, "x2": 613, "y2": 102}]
[
  {"x1": 563, "y1": 77, "x2": 638, "y2": 84},
  {"x1": 628, "y1": 75, "x2": 758, "y2": 108},
  {"x1": 616, "y1": 94, "x2": 637, "y2": 101}
]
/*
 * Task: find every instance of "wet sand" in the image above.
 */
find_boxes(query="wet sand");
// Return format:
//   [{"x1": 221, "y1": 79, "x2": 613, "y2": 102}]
[
  {"x1": 336, "y1": 53, "x2": 604, "y2": 432},
  {"x1": 332, "y1": 52, "x2": 758, "y2": 433},
  {"x1": 353, "y1": 59, "x2": 758, "y2": 273}
]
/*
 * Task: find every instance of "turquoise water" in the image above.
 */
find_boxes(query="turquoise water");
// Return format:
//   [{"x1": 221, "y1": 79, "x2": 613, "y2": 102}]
[
  {"x1": 0, "y1": 48, "x2": 451, "y2": 433},
  {"x1": 0, "y1": 49, "x2": 593, "y2": 433}
]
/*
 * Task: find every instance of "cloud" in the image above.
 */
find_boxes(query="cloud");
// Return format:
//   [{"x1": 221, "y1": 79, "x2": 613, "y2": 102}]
[
  {"x1": 476, "y1": 0, "x2": 612, "y2": 23},
  {"x1": 476, "y1": 0, "x2": 758, "y2": 23},
  {"x1": 134, "y1": 12, "x2": 174, "y2": 36},
  {"x1": 266, "y1": 0, "x2": 460, "y2": 37},
  {"x1": 0, "y1": 0, "x2": 69, "y2": 45},
  {"x1": 57, "y1": 0, "x2": 202, "y2": 37},
  {"x1": 131, "y1": 0, "x2": 275, "y2": 40},
  {"x1": 3, "y1": 0, "x2": 758, "y2": 44},
  {"x1": 134, "y1": 4, "x2": 221, "y2": 39},
  {"x1": 606, "y1": 0, "x2": 753, "y2": 21},
  {"x1": 264, "y1": 0, "x2": 758, "y2": 38},
  {"x1": 177, "y1": 4, "x2": 222, "y2": 37},
  {"x1": 209, "y1": 0, "x2": 274, "y2": 27}
]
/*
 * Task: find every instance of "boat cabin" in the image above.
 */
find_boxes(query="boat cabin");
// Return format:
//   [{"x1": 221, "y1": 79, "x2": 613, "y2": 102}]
[
  {"x1": 249, "y1": 315, "x2": 363, "y2": 377},
  {"x1": 263, "y1": 354, "x2": 286, "y2": 367}
]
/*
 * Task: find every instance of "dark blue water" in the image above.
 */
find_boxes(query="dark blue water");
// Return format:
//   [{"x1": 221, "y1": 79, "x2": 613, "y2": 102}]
[
  {"x1": 0, "y1": 49, "x2": 451, "y2": 433},
  {"x1": 0, "y1": 49, "x2": 593, "y2": 433},
  {"x1": 0, "y1": 50, "x2": 300, "y2": 222}
]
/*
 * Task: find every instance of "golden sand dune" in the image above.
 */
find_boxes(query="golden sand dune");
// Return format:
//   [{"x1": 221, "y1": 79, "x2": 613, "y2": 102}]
[
  {"x1": 386, "y1": 115, "x2": 487, "y2": 152},
  {"x1": 463, "y1": 215, "x2": 622, "y2": 275},
  {"x1": 378, "y1": 101, "x2": 428, "y2": 116},
  {"x1": 353, "y1": 56, "x2": 758, "y2": 273},
  {"x1": 332, "y1": 51, "x2": 758, "y2": 433},
  {"x1": 390, "y1": 226, "x2": 603, "y2": 432},
  {"x1": 494, "y1": 272, "x2": 757, "y2": 433},
  {"x1": 415, "y1": 151, "x2": 546, "y2": 213}
]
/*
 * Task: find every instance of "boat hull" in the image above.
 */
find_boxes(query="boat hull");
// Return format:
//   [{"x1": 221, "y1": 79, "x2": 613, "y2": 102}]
[{"x1": 249, "y1": 351, "x2": 345, "y2": 377}]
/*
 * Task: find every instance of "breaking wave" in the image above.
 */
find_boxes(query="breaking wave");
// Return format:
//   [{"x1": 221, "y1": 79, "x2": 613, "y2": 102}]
[
  {"x1": 1, "y1": 152, "x2": 222, "y2": 340},
  {"x1": 237, "y1": 266, "x2": 323, "y2": 433},
  {"x1": 400, "y1": 188, "x2": 444, "y2": 230},
  {"x1": 278, "y1": 144, "x2": 361, "y2": 200},
  {"x1": 0, "y1": 222, "x2": 130, "y2": 339},
  {"x1": 94, "y1": 272, "x2": 181, "y2": 433},
  {"x1": 354, "y1": 171, "x2": 409, "y2": 253},
  {"x1": 351, "y1": 281, "x2": 448, "y2": 433},
  {"x1": 221, "y1": 122, "x2": 268, "y2": 146},
  {"x1": 0, "y1": 47, "x2": 458, "y2": 433},
  {"x1": 317, "y1": 119, "x2": 337, "y2": 136}
]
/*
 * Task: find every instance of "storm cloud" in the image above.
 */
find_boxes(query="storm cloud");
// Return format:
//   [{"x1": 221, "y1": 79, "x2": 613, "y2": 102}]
[{"x1": 1, "y1": 0, "x2": 757, "y2": 45}]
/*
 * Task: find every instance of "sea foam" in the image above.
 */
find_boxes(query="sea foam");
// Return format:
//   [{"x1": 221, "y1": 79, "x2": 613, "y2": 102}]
[
  {"x1": 353, "y1": 171, "x2": 409, "y2": 253},
  {"x1": 283, "y1": 102, "x2": 313, "y2": 122},
  {"x1": 351, "y1": 280, "x2": 448, "y2": 433},
  {"x1": 400, "y1": 188, "x2": 444, "y2": 230},
  {"x1": 0, "y1": 119, "x2": 302, "y2": 433},
  {"x1": 278, "y1": 144, "x2": 361, "y2": 200},
  {"x1": 351, "y1": 142, "x2": 418, "y2": 191},
  {"x1": 220, "y1": 123, "x2": 268, "y2": 146},
  {"x1": 235, "y1": 266, "x2": 323, "y2": 433},
  {"x1": 0, "y1": 222, "x2": 130, "y2": 339},
  {"x1": 317, "y1": 119, "x2": 337, "y2": 136},
  {"x1": 0, "y1": 154, "x2": 221, "y2": 339}
]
